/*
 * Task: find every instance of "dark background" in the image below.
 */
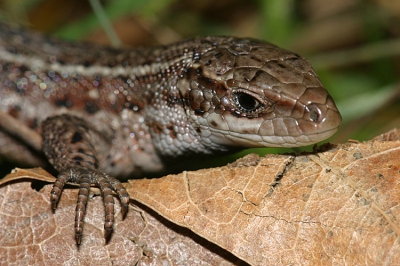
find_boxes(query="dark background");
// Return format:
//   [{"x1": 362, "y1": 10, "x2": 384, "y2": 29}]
[{"x1": 0, "y1": 0, "x2": 399, "y2": 172}]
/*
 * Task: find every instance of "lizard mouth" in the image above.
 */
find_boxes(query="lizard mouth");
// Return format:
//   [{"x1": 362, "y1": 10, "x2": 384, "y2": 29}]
[
  {"x1": 202, "y1": 122, "x2": 340, "y2": 148},
  {"x1": 199, "y1": 96, "x2": 342, "y2": 148}
]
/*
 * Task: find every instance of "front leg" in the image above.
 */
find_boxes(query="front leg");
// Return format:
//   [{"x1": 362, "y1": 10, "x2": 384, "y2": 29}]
[{"x1": 41, "y1": 114, "x2": 130, "y2": 244}]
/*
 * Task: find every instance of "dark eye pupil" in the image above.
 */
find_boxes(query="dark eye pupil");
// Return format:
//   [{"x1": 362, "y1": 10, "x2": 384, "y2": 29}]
[{"x1": 236, "y1": 92, "x2": 260, "y2": 112}]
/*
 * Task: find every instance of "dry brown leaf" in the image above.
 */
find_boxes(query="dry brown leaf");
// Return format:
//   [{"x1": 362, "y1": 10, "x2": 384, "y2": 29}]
[
  {"x1": 0, "y1": 167, "x2": 54, "y2": 185},
  {"x1": 0, "y1": 129, "x2": 399, "y2": 265},
  {"x1": 129, "y1": 128, "x2": 400, "y2": 265},
  {"x1": 0, "y1": 179, "x2": 242, "y2": 265}
]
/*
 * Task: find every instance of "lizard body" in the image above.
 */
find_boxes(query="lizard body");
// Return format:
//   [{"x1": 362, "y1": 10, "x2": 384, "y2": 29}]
[{"x1": 0, "y1": 23, "x2": 341, "y2": 243}]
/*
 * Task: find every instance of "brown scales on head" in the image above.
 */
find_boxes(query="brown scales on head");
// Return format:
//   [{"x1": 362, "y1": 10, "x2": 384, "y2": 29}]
[{"x1": 177, "y1": 37, "x2": 341, "y2": 148}]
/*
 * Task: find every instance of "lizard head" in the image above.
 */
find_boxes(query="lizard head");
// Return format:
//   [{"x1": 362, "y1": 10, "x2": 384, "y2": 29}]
[{"x1": 178, "y1": 37, "x2": 342, "y2": 148}]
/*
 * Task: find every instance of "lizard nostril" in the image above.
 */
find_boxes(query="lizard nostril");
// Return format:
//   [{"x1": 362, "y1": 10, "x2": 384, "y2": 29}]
[{"x1": 307, "y1": 104, "x2": 323, "y2": 123}]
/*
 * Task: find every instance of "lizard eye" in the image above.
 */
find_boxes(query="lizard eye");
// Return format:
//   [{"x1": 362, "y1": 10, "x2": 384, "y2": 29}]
[{"x1": 233, "y1": 91, "x2": 263, "y2": 113}]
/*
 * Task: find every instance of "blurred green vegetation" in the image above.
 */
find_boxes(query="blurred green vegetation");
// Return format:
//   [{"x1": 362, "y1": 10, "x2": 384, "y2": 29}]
[{"x1": 0, "y1": 0, "x2": 399, "y2": 173}]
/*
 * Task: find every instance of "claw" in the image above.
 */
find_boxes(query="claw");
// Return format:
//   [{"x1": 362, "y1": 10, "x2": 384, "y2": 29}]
[
  {"x1": 75, "y1": 229, "x2": 83, "y2": 245},
  {"x1": 50, "y1": 173, "x2": 69, "y2": 210},
  {"x1": 73, "y1": 174, "x2": 91, "y2": 244},
  {"x1": 120, "y1": 197, "x2": 130, "y2": 217},
  {"x1": 108, "y1": 175, "x2": 130, "y2": 218},
  {"x1": 104, "y1": 226, "x2": 113, "y2": 240},
  {"x1": 50, "y1": 191, "x2": 59, "y2": 210}
]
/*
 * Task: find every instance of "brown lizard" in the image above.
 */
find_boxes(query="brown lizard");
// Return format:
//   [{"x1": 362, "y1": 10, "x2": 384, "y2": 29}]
[{"x1": 0, "y1": 23, "x2": 342, "y2": 244}]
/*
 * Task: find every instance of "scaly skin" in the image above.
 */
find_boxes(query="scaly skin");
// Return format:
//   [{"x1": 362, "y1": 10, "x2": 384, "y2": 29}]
[{"x1": 0, "y1": 23, "x2": 342, "y2": 244}]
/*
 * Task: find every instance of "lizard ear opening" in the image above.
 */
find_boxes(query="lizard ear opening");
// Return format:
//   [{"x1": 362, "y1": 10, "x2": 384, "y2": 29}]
[{"x1": 306, "y1": 104, "x2": 323, "y2": 123}]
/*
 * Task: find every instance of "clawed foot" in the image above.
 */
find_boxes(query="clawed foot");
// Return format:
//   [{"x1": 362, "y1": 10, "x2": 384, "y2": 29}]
[{"x1": 50, "y1": 168, "x2": 130, "y2": 244}]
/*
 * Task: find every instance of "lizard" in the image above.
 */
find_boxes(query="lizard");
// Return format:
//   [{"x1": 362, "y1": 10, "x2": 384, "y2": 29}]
[{"x1": 0, "y1": 22, "x2": 342, "y2": 244}]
